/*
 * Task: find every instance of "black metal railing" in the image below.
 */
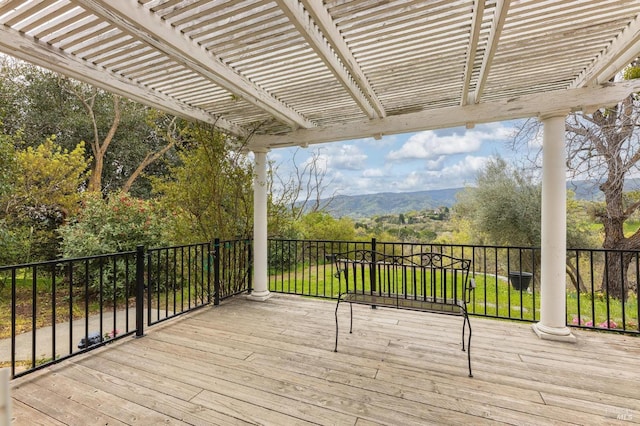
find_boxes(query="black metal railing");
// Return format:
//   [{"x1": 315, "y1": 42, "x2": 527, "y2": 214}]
[
  {"x1": 146, "y1": 242, "x2": 211, "y2": 326},
  {"x1": 3, "y1": 237, "x2": 638, "y2": 379},
  {"x1": 1, "y1": 250, "x2": 139, "y2": 379},
  {"x1": 1, "y1": 239, "x2": 253, "y2": 379},
  {"x1": 215, "y1": 238, "x2": 253, "y2": 299},
  {"x1": 267, "y1": 238, "x2": 639, "y2": 335}
]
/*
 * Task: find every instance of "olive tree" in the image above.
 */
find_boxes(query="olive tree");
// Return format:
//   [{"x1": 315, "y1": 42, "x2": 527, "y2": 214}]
[{"x1": 453, "y1": 157, "x2": 599, "y2": 291}]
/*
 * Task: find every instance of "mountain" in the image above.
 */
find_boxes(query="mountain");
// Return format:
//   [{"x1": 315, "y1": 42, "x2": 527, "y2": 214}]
[
  {"x1": 323, "y1": 188, "x2": 460, "y2": 218},
  {"x1": 316, "y1": 179, "x2": 640, "y2": 219}
]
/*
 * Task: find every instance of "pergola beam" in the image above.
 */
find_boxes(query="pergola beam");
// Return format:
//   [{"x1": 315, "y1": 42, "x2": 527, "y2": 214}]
[
  {"x1": 294, "y1": 0, "x2": 386, "y2": 119},
  {"x1": 75, "y1": 0, "x2": 316, "y2": 130},
  {"x1": 0, "y1": 25, "x2": 247, "y2": 136},
  {"x1": 571, "y1": 13, "x2": 640, "y2": 88},
  {"x1": 460, "y1": 0, "x2": 485, "y2": 106},
  {"x1": 251, "y1": 80, "x2": 640, "y2": 148},
  {"x1": 472, "y1": 0, "x2": 510, "y2": 104}
]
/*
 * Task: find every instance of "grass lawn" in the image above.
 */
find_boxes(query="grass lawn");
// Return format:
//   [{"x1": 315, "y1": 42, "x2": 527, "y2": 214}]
[{"x1": 269, "y1": 263, "x2": 639, "y2": 331}]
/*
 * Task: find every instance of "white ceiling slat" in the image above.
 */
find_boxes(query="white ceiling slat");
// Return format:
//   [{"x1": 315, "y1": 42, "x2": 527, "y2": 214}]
[
  {"x1": 0, "y1": 0, "x2": 638, "y2": 148},
  {"x1": 0, "y1": 0, "x2": 26, "y2": 17},
  {"x1": 339, "y1": 0, "x2": 470, "y2": 40},
  {"x1": 571, "y1": 12, "x2": 640, "y2": 88},
  {"x1": 37, "y1": 10, "x2": 93, "y2": 41},
  {"x1": 96, "y1": 45, "x2": 153, "y2": 68},
  {"x1": 0, "y1": 24, "x2": 246, "y2": 136},
  {"x1": 175, "y1": 1, "x2": 273, "y2": 36},
  {"x1": 45, "y1": 16, "x2": 102, "y2": 45},
  {"x1": 16, "y1": 1, "x2": 76, "y2": 34},
  {"x1": 2, "y1": 0, "x2": 57, "y2": 27},
  {"x1": 74, "y1": 0, "x2": 316, "y2": 130},
  {"x1": 195, "y1": 16, "x2": 291, "y2": 47},
  {"x1": 55, "y1": 22, "x2": 114, "y2": 49}
]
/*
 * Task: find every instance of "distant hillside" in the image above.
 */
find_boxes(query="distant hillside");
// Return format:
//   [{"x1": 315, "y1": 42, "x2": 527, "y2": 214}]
[
  {"x1": 315, "y1": 179, "x2": 640, "y2": 219},
  {"x1": 323, "y1": 188, "x2": 460, "y2": 218}
]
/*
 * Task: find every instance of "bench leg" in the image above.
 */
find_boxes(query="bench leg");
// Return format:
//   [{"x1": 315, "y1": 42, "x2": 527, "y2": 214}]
[
  {"x1": 349, "y1": 302, "x2": 353, "y2": 333},
  {"x1": 334, "y1": 298, "x2": 341, "y2": 352},
  {"x1": 461, "y1": 311, "x2": 473, "y2": 377},
  {"x1": 461, "y1": 314, "x2": 467, "y2": 351}
]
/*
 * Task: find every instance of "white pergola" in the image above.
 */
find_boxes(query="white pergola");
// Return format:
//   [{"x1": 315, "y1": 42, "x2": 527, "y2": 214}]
[{"x1": 2, "y1": 0, "x2": 640, "y2": 342}]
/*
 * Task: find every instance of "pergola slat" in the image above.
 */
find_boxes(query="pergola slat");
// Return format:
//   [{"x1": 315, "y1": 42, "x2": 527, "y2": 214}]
[{"x1": 0, "y1": 0, "x2": 638, "y2": 144}]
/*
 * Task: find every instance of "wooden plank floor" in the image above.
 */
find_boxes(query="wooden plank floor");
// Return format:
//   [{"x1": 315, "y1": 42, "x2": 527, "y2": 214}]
[{"x1": 8, "y1": 294, "x2": 640, "y2": 425}]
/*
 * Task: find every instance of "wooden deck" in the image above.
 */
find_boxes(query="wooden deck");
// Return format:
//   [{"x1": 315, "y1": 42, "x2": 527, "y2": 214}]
[{"x1": 9, "y1": 294, "x2": 640, "y2": 425}]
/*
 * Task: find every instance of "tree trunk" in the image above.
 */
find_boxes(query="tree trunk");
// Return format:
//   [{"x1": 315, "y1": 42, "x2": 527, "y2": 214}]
[
  {"x1": 593, "y1": 98, "x2": 637, "y2": 302},
  {"x1": 600, "y1": 177, "x2": 628, "y2": 300},
  {"x1": 565, "y1": 261, "x2": 587, "y2": 293},
  {"x1": 121, "y1": 118, "x2": 178, "y2": 193},
  {"x1": 603, "y1": 251, "x2": 633, "y2": 301},
  {"x1": 87, "y1": 154, "x2": 103, "y2": 192},
  {"x1": 71, "y1": 87, "x2": 121, "y2": 193}
]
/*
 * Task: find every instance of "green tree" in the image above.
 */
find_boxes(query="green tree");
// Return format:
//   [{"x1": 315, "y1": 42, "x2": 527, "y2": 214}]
[
  {"x1": 454, "y1": 157, "x2": 541, "y2": 247},
  {"x1": 152, "y1": 124, "x2": 255, "y2": 243},
  {"x1": 12, "y1": 137, "x2": 89, "y2": 216},
  {"x1": 453, "y1": 157, "x2": 599, "y2": 291},
  {"x1": 454, "y1": 157, "x2": 598, "y2": 248},
  {"x1": 0, "y1": 58, "x2": 179, "y2": 196},
  {"x1": 58, "y1": 192, "x2": 167, "y2": 298},
  {"x1": 0, "y1": 129, "x2": 16, "y2": 203},
  {"x1": 0, "y1": 130, "x2": 18, "y2": 265},
  {"x1": 3, "y1": 137, "x2": 89, "y2": 261},
  {"x1": 294, "y1": 212, "x2": 356, "y2": 241}
]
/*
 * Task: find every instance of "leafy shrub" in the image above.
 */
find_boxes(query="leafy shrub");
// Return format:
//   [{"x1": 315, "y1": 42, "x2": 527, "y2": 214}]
[
  {"x1": 59, "y1": 192, "x2": 167, "y2": 257},
  {"x1": 59, "y1": 192, "x2": 168, "y2": 297}
]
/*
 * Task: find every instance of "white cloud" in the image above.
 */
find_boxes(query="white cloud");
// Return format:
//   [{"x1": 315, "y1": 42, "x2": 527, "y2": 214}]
[
  {"x1": 325, "y1": 144, "x2": 368, "y2": 170},
  {"x1": 387, "y1": 155, "x2": 491, "y2": 192},
  {"x1": 425, "y1": 156, "x2": 446, "y2": 170},
  {"x1": 362, "y1": 167, "x2": 388, "y2": 177},
  {"x1": 386, "y1": 124, "x2": 512, "y2": 161}
]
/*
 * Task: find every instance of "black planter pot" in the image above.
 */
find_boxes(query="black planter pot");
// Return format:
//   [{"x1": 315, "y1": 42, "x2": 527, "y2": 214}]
[{"x1": 508, "y1": 271, "x2": 533, "y2": 291}]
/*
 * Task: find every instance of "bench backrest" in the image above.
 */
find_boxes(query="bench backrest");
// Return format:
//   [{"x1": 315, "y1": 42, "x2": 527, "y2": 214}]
[{"x1": 333, "y1": 250, "x2": 473, "y2": 303}]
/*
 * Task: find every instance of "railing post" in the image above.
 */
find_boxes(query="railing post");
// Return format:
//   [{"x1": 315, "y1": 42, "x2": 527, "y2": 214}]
[
  {"x1": 370, "y1": 238, "x2": 377, "y2": 293},
  {"x1": 247, "y1": 239, "x2": 253, "y2": 294},
  {"x1": 370, "y1": 238, "x2": 377, "y2": 309},
  {"x1": 207, "y1": 241, "x2": 212, "y2": 305},
  {"x1": 213, "y1": 239, "x2": 220, "y2": 305},
  {"x1": 135, "y1": 245, "x2": 145, "y2": 338}
]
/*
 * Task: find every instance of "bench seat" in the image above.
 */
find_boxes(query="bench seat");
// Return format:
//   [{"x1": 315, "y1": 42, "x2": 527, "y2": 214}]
[{"x1": 340, "y1": 292, "x2": 465, "y2": 315}]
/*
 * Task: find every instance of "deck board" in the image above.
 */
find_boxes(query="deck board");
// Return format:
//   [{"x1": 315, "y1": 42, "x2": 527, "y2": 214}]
[{"x1": 9, "y1": 293, "x2": 640, "y2": 425}]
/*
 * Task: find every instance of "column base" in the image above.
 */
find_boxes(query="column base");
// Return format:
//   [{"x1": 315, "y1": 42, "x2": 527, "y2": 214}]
[
  {"x1": 531, "y1": 322, "x2": 576, "y2": 343},
  {"x1": 246, "y1": 290, "x2": 272, "y2": 302}
]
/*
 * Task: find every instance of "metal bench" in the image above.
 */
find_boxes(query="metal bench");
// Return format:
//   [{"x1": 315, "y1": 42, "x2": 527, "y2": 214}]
[{"x1": 332, "y1": 250, "x2": 475, "y2": 377}]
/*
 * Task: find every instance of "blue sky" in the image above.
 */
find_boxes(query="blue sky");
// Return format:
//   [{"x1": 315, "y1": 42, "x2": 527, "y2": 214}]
[{"x1": 268, "y1": 119, "x2": 532, "y2": 197}]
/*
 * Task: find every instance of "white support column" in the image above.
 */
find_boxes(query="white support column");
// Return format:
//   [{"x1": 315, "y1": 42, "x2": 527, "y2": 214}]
[
  {"x1": 247, "y1": 148, "x2": 272, "y2": 301},
  {"x1": 532, "y1": 113, "x2": 576, "y2": 342}
]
